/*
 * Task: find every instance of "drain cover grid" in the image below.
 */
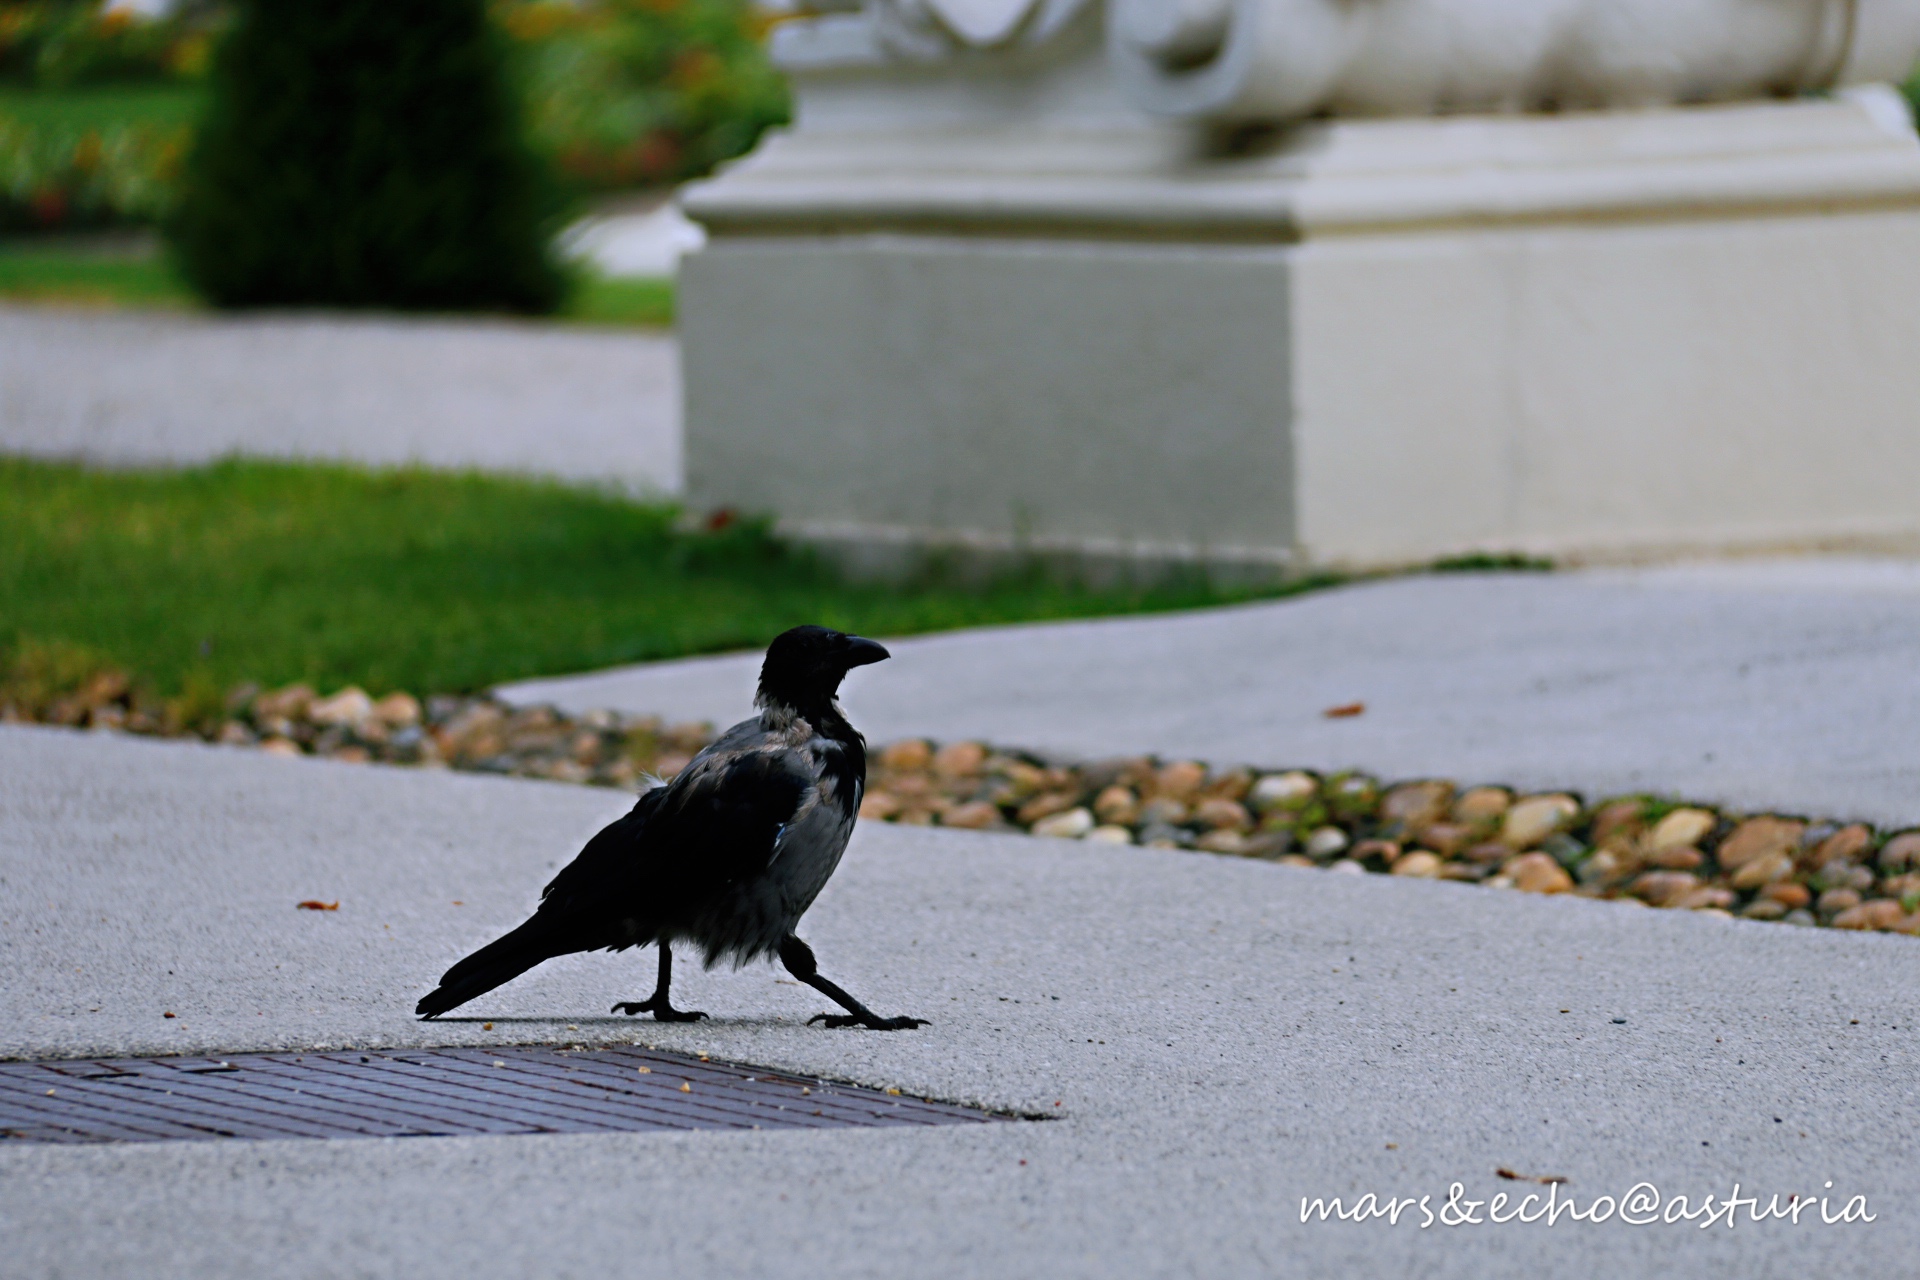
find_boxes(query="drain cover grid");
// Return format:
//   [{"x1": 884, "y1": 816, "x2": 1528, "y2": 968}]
[{"x1": 0, "y1": 1045, "x2": 1001, "y2": 1144}]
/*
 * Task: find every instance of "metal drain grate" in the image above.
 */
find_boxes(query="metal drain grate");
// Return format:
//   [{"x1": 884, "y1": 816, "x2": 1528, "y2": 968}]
[{"x1": 0, "y1": 1045, "x2": 1002, "y2": 1144}]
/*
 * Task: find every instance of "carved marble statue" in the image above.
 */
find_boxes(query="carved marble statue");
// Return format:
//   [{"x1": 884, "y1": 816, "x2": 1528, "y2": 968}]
[
  {"x1": 857, "y1": 0, "x2": 1092, "y2": 56},
  {"x1": 785, "y1": 0, "x2": 1920, "y2": 121},
  {"x1": 1113, "y1": 0, "x2": 1920, "y2": 119}
]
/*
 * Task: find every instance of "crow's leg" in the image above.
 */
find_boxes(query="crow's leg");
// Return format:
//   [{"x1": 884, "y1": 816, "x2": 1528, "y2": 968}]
[
  {"x1": 779, "y1": 935, "x2": 926, "y2": 1031},
  {"x1": 611, "y1": 941, "x2": 707, "y2": 1021}
]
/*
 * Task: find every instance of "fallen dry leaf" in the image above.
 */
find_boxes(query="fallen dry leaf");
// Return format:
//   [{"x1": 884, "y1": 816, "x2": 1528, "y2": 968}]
[
  {"x1": 636, "y1": 1066, "x2": 650, "y2": 1074},
  {"x1": 296, "y1": 900, "x2": 339, "y2": 911},
  {"x1": 1497, "y1": 1167, "x2": 1567, "y2": 1185},
  {"x1": 679, "y1": 1081, "x2": 692, "y2": 1093},
  {"x1": 1323, "y1": 702, "x2": 1366, "y2": 719},
  {"x1": 162, "y1": 1011, "x2": 175, "y2": 1019},
  {"x1": 482, "y1": 1022, "x2": 493, "y2": 1031}
]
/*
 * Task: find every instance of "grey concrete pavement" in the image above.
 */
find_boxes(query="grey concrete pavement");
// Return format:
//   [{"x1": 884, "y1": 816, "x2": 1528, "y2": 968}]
[
  {"x1": 503, "y1": 557, "x2": 1920, "y2": 829},
  {"x1": 0, "y1": 305, "x2": 681, "y2": 492},
  {"x1": 4, "y1": 724, "x2": 1918, "y2": 1278}
]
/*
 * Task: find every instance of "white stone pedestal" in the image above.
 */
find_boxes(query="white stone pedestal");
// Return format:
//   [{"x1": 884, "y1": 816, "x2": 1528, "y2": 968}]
[{"x1": 681, "y1": 83, "x2": 1920, "y2": 573}]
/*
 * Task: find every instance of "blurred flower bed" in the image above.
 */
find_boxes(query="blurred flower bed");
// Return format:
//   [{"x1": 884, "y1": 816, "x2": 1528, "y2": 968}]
[
  {"x1": 0, "y1": 0, "x2": 787, "y2": 234},
  {"x1": 0, "y1": 0, "x2": 204, "y2": 230},
  {"x1": 497, "y1": 0, "x2": 789, "y2": 193},
  {"x1": 0, "y1": 112, "x2": 184, "y2": 231}
]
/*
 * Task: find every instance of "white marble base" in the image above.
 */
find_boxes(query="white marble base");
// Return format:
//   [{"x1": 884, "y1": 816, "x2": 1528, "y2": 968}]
[{"x1": 681, "y1": 90, "x2": 1920, "y2": 571}]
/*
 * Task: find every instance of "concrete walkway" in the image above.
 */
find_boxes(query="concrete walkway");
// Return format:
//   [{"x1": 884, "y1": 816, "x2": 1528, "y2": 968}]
[
  {"x1": 0, "y1": 305, "x2": 682, "y2": 492},
  {"x1": 503, "y1": 557, "x2": 1920, "y2": 829},
  {"x1": 3, "y1": 723, "x2": 1916, "y2": 1278}
]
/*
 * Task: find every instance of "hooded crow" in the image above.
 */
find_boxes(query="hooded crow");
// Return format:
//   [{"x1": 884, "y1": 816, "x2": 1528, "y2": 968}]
[{"x1": 414, "y1": 625, "x2": 925, "y2": 1030}]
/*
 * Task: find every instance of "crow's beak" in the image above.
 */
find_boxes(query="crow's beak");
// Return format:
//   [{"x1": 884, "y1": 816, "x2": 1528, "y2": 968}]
[{"x1": 843, "y1": 636, "x2": 890, "y2": 668}]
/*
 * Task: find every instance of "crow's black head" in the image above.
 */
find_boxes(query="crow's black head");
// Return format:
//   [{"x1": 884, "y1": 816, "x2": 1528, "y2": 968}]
[{"x1": 756, "y1": 626, "x2": 889, "y2": 713}]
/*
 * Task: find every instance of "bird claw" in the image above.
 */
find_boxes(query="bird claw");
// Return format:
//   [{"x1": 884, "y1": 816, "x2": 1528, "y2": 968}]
[
  {"x1": 611, "y1": 999, "x2": 707, "y2": 1022},
  {"x1": 807, "y1": 1012, "x2": 928, "y2": 1031},
  {"x1": 656, "y1": 1008, "x2": 708, "y2": 1022}
]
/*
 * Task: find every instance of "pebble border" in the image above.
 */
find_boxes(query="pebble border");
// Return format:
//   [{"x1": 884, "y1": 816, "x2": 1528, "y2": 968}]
[{"x1": 9, "y1": 677, "x2": 1919, "y2": 936}]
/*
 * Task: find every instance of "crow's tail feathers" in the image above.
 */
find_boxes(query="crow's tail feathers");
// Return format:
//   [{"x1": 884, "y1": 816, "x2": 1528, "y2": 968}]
[{"x1": 414, "y1": 913, "x2": 575, "y2": 1019}]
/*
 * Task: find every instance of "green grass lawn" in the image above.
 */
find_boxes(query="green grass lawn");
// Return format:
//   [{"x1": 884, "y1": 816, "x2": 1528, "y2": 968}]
[
  {"x1": 564, "y1": 272, "x2": 673, "y2": 327},
  {"x1": 0, "y1": 240, "x2": 197, "y2": 307},
  {"x1": 0, "y1": 458, "x2": 1333, "y2": 703},
  {"x1": 0, "y1": 83, "x2": 205, "y2": 132},
  {"x1": 0, "y1": 239, "x2": 675, "y2": 325}
]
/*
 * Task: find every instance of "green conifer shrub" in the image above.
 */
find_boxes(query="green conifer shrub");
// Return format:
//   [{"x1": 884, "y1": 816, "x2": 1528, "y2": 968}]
[{"x1": 168, "y1": 0, "x2": 564, "y2": 313}]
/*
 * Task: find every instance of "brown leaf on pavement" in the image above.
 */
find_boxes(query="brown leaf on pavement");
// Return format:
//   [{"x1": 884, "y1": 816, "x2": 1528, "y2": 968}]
[{"x1": 1497, "y1": 1167, "x2": 1567, "y2": 1184}]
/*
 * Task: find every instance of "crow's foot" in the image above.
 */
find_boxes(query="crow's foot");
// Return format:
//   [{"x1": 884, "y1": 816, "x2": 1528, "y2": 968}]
[
  {"x1": 612, "y1": 997, "x2": 707, "y2": 1022},
  {"x1": 807, "y1": 1012, "x2": 928, "y2": 1031}
]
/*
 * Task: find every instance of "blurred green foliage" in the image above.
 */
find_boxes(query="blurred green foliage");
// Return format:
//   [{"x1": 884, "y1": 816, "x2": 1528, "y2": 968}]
[
  {"x1": 3, "y1": 0, "x2": 787, "y2": 245},
  {"x1": 168, "y1": 0, "x2": 565, "y2": 313},
  {"x1": 498, "y1": 0, "x2": 789, "y2": 192},
  {"x1": 0, "y1": 1, "x2": 217, "y2": 87}
]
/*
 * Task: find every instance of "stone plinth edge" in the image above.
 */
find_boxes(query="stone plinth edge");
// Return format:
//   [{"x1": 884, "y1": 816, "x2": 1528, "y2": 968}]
[{"x1": 685, "y1": 88, "x2": 1920, "y2": 241}]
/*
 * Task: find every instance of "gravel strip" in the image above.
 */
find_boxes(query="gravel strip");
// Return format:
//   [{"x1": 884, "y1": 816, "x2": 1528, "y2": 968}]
[{"x1": 8, "y1": 676, "x2": 1918, "y2": 938}]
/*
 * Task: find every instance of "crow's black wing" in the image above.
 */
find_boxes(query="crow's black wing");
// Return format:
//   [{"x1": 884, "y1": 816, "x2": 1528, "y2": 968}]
[
  {"x1": 537, "y1": 784, "x2": 669, "y2": 918},
  {"x1": 645, "y1": 747, "x2": 814, "y2": 900},
  {"x1": 533, "y1": 745, "x2": 813, "y2": 935}
]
